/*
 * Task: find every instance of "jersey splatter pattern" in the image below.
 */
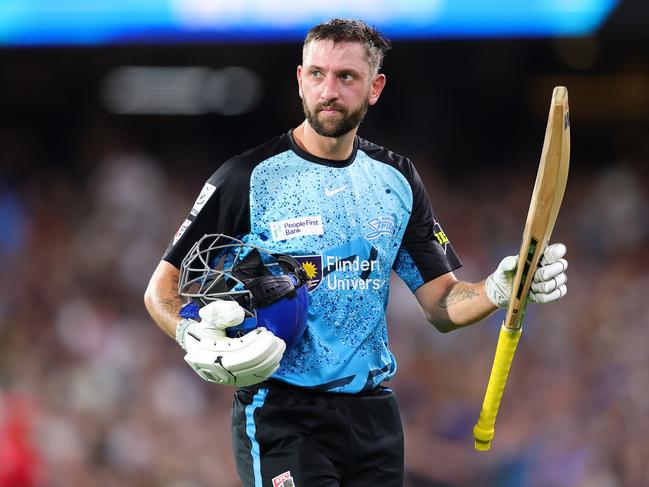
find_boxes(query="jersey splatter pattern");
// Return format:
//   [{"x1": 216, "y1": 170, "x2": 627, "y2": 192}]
[{"x1": 164, "y1": 131, "x2": 461, "y2": 393}]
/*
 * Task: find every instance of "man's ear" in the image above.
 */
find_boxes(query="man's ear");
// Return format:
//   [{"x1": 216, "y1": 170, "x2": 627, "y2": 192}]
[
  {"x1": 297, "y1": 65, "x2": 304, "y2": 99},
  {"x1": 368, "y1": 73, "x2": 386, "y2": 106}
]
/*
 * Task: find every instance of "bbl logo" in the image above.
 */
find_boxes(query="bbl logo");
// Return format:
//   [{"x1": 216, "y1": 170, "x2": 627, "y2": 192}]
[
  {"x1": 433, "y1": 219, "x2": 449, "y2": 254},
  {"x1": 293, "y1": 255, "x2": 323, "y2": 292}
]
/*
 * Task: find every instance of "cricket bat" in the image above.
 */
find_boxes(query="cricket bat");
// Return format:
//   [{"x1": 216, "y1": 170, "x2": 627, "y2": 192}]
[{"x1": 472, "y1": 86, "x2": 570, "y2": 451}]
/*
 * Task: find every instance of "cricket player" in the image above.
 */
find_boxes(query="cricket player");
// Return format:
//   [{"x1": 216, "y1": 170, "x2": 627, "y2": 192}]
[{"x1": 144, "y1": 19, "x2": 568, "y2": 487}]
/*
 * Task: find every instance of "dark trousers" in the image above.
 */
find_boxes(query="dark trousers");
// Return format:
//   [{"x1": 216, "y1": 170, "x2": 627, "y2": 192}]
[{"x1": 232, "y1": 381, "x2": 404, "y2": 487}]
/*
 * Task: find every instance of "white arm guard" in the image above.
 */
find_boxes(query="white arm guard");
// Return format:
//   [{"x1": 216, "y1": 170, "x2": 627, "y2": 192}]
[
  {"x1": 176, "y1": 301, "x2": 286, "y2": 387},
  {"x1": 486, "y1": 243, "x2": 568, "y2": 308}
]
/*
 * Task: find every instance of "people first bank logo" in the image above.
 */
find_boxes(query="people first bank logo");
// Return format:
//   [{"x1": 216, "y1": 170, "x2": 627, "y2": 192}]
[{"x1": 270, "y1": 216, "x2": 323, "y2": 241}]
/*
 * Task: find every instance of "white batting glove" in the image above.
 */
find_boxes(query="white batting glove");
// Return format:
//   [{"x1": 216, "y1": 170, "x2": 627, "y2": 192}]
[
  {"x1": 485, "y1": 243, "x2": 568, "y2": 308},
  {"x1": 176, "y1": 300, "x2": 286, "y2": 387},
  {"x1": 529, "y1": 243, "x2": 568, "y2": 303}
]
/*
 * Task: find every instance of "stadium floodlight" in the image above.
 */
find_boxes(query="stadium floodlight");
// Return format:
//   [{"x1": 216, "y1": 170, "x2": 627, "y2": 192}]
[{"x1": 0, "y1": 0, "x2": 619, "y2": 46}]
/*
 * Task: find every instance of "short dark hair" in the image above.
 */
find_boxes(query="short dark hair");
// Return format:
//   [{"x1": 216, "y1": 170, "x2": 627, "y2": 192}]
[{"x1": 303, "y1": 19, "x2": 392, "y2": 74}]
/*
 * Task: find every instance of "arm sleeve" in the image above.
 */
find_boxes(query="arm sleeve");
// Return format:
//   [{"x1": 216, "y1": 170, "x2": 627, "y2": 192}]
[
  {"x1": 393, "y1": 160, "x2": 462, "y2": 292},
  {"x1": 162, "y1": 158, "x2": 251, "y2": 268}
]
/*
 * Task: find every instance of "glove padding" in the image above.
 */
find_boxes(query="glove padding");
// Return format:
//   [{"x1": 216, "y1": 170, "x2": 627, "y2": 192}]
[
  {"x1": 177, "y1": 300, "x2": 286, "y2": 387},
  {"x1": 485, "y1": 243, "x2": 568, "y2": 308}
]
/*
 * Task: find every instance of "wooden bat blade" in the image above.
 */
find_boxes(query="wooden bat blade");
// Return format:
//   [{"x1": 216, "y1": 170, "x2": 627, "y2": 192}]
[{"x1": 504, "y1": 86, "x2": 570, "y2": 330}]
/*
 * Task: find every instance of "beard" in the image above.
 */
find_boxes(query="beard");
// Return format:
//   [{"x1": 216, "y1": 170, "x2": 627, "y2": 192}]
[{"x1": 303, "y1": 97, "x2": 369, "y2": 138}]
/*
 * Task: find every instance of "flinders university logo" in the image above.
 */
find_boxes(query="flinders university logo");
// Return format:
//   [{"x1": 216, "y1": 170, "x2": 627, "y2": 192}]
[{"x1": 293, "y1": 255, "x2": 322, "y2": 292}]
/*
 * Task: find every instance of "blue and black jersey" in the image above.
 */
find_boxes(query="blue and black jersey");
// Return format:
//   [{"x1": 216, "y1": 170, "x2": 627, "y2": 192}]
[{"x1": 163, "y1": 130, "x2": 461, "y2": 393}]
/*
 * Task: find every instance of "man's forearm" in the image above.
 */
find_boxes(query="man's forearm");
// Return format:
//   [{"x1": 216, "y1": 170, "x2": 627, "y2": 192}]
[
  {"x1": 144, "y1": 261, "x2": 186, "y2": 339},
  {"x1": 432, "y1": 280, "x2": 498, "y2": 332}
]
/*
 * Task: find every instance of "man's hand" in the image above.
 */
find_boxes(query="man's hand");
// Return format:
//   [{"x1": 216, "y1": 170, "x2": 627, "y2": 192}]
[
  {"x1": 176, "y1": 300, "x2": 286, "y2": 387},
  {"x1": 485, "y1": 243, "x2": 568, "y2": 308}
]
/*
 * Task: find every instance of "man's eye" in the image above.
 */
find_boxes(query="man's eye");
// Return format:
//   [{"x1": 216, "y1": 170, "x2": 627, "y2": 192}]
[
  {"x1": 311, "y1": 70, "x2": 322, "y2": 78},
  {"x1": 341, "y1": 73, "x2": 353, "y2": 81}
]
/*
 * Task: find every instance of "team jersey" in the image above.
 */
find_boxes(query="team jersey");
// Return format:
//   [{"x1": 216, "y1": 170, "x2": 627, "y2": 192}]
[{"x1": 163, "y1": 130, "x2": 461, "y2": 393}]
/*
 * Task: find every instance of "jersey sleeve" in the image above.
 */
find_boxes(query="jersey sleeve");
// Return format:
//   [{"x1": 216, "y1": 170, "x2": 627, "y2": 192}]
[
  {"x1": 162, "y1": 158, "x2": 251, "y2": 268},
  {"x1": 393, "y1": 160, "x2": 462, "y2": 292}
]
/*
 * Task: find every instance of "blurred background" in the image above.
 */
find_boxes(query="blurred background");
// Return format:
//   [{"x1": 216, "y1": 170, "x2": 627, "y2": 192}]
[{"x1": 1, "y1": 1, "x2": 648, "y2": 486}]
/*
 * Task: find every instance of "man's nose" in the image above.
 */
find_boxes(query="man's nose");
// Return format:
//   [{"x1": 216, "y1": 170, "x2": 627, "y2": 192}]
[{"x1": 320, "y1": 75, "x2": 339, "y2": 101}]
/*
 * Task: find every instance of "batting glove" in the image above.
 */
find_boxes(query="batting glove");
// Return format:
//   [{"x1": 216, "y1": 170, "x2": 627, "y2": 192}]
[
  {"x1": 176, "y1": 300, "x2": 286, "y2": 387},
  {"x1": 485, "y1": 243, "x2": 568, "y2": 308}
]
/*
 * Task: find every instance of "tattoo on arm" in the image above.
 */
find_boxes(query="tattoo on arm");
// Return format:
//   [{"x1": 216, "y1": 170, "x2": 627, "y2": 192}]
[{"x1": 439, "y1": 282, "x2": 480, "y2": 309}]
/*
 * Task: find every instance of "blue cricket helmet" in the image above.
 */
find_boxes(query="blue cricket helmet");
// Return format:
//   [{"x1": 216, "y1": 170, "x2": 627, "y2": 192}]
[{"x1": 178, "y1": 234, "x2": 309, "y2": 347}]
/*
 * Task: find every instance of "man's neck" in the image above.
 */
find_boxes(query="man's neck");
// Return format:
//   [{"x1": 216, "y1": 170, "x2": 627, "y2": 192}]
[{"x1": 293, "y1": 121, "x2": 357, "y2": 161}]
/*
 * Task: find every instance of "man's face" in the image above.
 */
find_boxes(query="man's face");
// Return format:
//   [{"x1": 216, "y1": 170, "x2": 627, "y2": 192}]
[{"x1": 298, "y1": 40, "x2": 385, "y2": 138}]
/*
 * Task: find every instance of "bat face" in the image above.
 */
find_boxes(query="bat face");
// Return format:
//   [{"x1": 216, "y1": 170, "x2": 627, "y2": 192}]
[{"x1": 504, "y1": 86, "x2": 570, "y2": 330}]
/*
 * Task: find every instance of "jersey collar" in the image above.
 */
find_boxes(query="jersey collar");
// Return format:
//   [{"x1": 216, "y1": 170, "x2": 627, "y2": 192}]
[{"x1": 287, "y1": 130, "x2": 359, "y2": 168}]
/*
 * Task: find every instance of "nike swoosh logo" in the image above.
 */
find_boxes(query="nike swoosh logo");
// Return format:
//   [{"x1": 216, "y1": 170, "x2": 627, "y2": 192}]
[{"x1": 324, "y1": 186, "x2": 347, "y2": 197}]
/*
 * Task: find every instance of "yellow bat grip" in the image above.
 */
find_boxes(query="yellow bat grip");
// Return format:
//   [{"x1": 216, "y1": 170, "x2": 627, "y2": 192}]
[{"x1": 473, "y1": 324, "x2": 522, "y2": 451}]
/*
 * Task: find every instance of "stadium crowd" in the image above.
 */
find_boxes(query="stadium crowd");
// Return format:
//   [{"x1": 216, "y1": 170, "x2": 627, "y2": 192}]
[{"x1": 1, "y1": 130, "x2": 648, "y2": 486}]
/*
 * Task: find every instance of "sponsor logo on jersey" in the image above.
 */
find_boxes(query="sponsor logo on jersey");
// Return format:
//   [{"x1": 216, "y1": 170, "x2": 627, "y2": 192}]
[
  {"x1": 324, "y1": 185, "x2": 347, "y2": 197},
  {"x1": 272, "y1": 471, "x2": 295, "y2": 487},
  {"x1": 172, "y1": 219, "x2": 191, "y2": 245},
  {"x1": 433, "y1": 219, "x2": 449, "y2": 254},
  {"x1": 324, "y1": 255, "x2": 386, "y2": 291},
  {"x1": 269, "y1": 216, "x2": 324, "y2": 241},
  {"x1": 190, "y1": 182, "x2": 216, "y2": 216},
  {"x1": 364, "y1": 215, "x2": 396, "y2": 241},
  {"x1": 293, "y1": 255, "x2": 323, "y2": 292}
]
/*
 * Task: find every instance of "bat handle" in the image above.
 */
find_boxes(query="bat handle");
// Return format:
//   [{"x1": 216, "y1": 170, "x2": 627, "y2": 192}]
[{"x1": 473, "y1": 323, "x2": 522, "y2": 451}]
